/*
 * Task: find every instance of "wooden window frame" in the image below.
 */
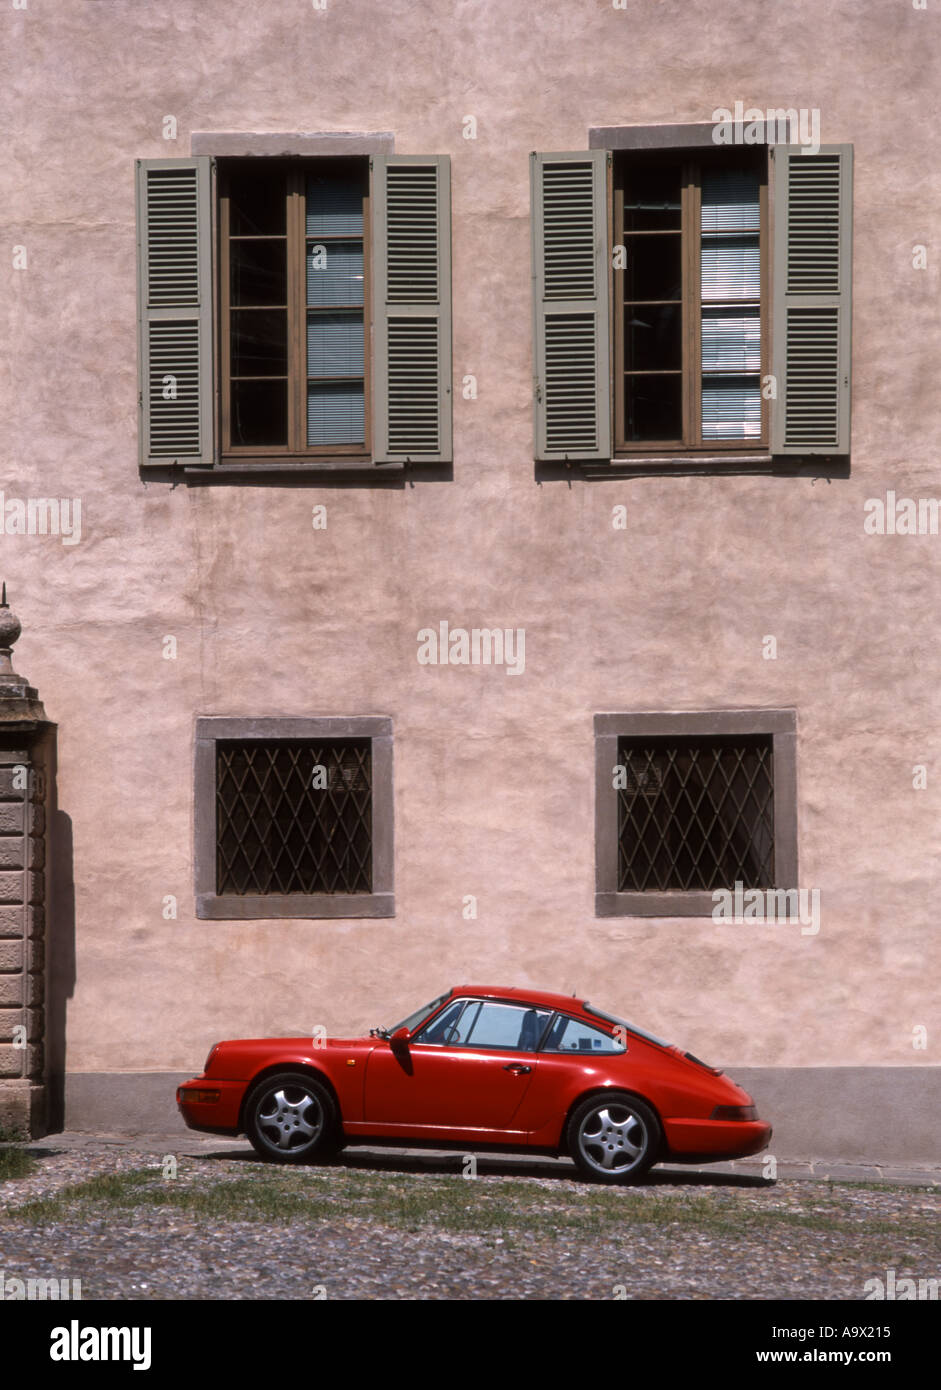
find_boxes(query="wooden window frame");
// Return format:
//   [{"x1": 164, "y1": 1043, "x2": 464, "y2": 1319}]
[
  {"x1": 611, "y1": 147, "x2": 769, "y2": 458},
  {"x1": 218, "y1": 157, "x2": 372, "y2": 463}
]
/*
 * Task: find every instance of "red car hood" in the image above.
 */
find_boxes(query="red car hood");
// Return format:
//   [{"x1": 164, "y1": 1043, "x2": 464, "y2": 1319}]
[{"x1": 204, "y1": 1036, "x2": 374, "y2": 1079}]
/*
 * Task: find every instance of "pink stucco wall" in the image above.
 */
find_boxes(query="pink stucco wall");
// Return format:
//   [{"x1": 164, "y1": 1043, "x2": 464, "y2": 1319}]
[{"x1": 2, "y1": 0, "x2": 940, "y2": 1078}]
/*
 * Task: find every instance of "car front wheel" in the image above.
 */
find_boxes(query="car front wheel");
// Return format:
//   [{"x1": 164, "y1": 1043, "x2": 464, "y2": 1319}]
[
  {"x1": 567, "y1": 1092, "x2": 660, "y2": 1184},
  {"x1": 245, "y1": 1072, "x2": 339, "y2": 1164}
]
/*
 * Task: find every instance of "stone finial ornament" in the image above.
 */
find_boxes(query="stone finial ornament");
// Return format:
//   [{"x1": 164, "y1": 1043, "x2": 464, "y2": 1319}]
[
  {"x1": 0, "y1": 582, "x2": 23, "y2": 677},
  {"x1": 0, "y1": 583, "x2": 47, "y2": 718}
]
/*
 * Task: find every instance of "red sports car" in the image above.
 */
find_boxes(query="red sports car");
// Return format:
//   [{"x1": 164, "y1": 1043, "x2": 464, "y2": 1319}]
[{"x1": 177, "y1": 985, "x2": 771, "y2": 1183}]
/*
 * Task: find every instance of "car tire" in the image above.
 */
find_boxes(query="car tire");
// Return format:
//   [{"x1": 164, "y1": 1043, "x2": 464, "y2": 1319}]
[
  {"x1": 245, "y1": 1071, "x2": 340, "y2": 1164},
  {"x1": 566, "y1": 1091, "x2": 661, "y2": 1184}
]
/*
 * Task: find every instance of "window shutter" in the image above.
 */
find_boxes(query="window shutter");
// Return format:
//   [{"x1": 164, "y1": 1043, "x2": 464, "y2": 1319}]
[
  {"x1": 530, "y1": 151, "x2": 611, "y2": 461},
  {"x1": 136, "y1": 158, "x2": 214, "y2": 466},
  {"x1": 771, "y1": 144, "x2": 852, "y2": 455},
  {"x1": 371, "y1": 155, "x2": 452, "y2": 463}
]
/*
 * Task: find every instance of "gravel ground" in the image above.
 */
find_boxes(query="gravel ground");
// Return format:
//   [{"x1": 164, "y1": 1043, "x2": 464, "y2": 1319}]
[{"x1": 1, "y1": 1138, "x2": 939, "y2": 1300}]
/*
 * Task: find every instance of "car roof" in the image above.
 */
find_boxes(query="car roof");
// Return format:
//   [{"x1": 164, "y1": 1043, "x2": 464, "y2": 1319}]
[{"x1": 448, "y1": 985, "x2": 595, "y2": 1016}]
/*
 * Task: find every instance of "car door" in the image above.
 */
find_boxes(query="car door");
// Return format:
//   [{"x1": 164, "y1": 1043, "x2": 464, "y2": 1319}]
[
  {"x1": 363, "y1": 999, "x2": 551, "y2": 1136},
  {"x1": 512, "y1": 1011, "x2": 631, "y2": 1137}
]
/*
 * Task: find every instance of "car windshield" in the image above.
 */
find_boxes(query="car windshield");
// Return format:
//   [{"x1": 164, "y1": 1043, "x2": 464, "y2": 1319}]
[
  {"x1": 387, "y1": 992, "x2": 451, "y2": 1036},
  {"x1": 583, "y1": 1004, "x2": 671, "y2": 1048}
]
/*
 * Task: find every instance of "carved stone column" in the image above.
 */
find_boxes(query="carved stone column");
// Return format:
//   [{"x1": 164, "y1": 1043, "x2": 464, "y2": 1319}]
[{"x1": 0, "y1": 588, "x2": 54, "y2": 1138}]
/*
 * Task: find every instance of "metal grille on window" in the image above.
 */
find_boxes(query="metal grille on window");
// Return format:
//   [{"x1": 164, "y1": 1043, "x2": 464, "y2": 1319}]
[
  {"x1": 617, "y1": 736, "x2": 774, "y2": 892},
  {"x1": 216, "y1": 741, "x2": 372, "y2": 895}
]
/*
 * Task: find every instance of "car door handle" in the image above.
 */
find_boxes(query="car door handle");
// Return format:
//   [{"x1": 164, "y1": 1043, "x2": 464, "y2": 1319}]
[{"x1": 503, "y1": 1063, "x2": 531, "y2": 1074}]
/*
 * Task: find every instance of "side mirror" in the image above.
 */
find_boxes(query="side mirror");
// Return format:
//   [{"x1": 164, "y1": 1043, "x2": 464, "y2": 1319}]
[{"x1": 390, "y1": 1025, "x2": 410, "y2": 1047}]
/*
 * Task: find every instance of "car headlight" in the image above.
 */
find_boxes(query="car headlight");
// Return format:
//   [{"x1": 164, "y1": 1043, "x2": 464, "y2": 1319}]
[{"x1": 203, "y1": 1043, "x2": 220, "y2": 1073}]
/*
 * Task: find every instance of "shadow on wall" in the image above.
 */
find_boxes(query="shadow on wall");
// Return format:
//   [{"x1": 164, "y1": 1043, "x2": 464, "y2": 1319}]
[{"x1": 46, "y1": 734, "x2": 74, "y2": 1132}]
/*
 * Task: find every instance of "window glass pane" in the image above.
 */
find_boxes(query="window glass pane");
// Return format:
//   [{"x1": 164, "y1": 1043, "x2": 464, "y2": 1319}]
[
  {"x1": 307, "y1": 241, "x2": 364, "y2": 307},
  {"x1": 700, "y1": 167, "x2": 761, "y2": 438},
  {"x1": 307, "y1": 383, "x2": 364, "y2": 446},
  {"x1": 701, "y1": 168, "x2": 760, "y2": 233},
  {"x1": 230, "y1": 379, "x2": 288, "y2": 447},
  {"x1": 305, "y1": 172, "x2": 365, "y2": 237},
  {"x1": 542, "y1": 1016, "x2": 625, "y2": 1054},
  {"x1": 624, "y1": 374, "x2": 682, "y2": 441},
  {"x1": 462, "y1": 1003, "x2": 551, "y2": 1051},
  {"x1": 701, "y1": 376, "x2": 762, "y2": 439},
  {"x1": 230, "y1": 240, "x2": 287, "y2": 307},
  {"x1": 701, "y1": 237, "x2": 760, "y2": 301},
  {"x1": 228, "y1": 165, "x2": 287, "y2": 236},
  {"x1": 623, "y1": 166, "x2": 682, "y2": 231},
  {"x1": 623, "y1": 234, "x2": 682, "y2": 303},
  {"x1": 701, "y1": 166, "x2": 759, "y2": 300},
  {"x1": 416, "y1": 999, "x2": 475, "y2": 1044},
  {"x1": 230, "y1": 309, "x2": 288, "y2": 376},
  {"x1": 625, "y1": 303, "x2": 681, "y2": 372},
  {"x1": 307, "y1": 313, "x2": 364, "y2": 377},
  {"x1": 701, "y1": 309, "x2": 761, "y2": 372}
]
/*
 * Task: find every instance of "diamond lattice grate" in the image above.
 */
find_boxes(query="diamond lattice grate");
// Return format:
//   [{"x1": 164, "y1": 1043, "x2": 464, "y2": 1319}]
[
  {"x1": 216, "y1": 740, "x2": 372, "y2": 895},
  {"x1": 617, "y1": 736, "x2": 774, "y2": 892}
]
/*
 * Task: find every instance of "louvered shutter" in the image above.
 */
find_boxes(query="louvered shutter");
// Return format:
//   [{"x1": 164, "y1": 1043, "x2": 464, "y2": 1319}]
[
  {"x1": 136, "y1": 158, "x2": 214, "y2": 466},
  {"x1": 531, "y1": 152, "x2": 610, "y2": 461},
  {"x1": 371, "y1": 155, "x2": 452, "y2": 463},
  {"x1": 771, "y1": 145, "x2": 852, "y2": 455}
]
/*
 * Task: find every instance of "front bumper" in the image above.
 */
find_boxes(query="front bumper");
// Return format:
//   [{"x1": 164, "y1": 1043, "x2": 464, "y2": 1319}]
[{"x1": 176, "y1": 1076, "x2": 245, "y2": 1135}]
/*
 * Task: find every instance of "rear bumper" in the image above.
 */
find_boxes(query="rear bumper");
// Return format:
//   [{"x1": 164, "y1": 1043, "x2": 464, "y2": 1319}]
[
  {"x1": 662, "y1": 1117, "x2": 772, "y2": 1162},
  {"x1": 176, "y1": 1077, "x2": 245, "y2": 1134}
]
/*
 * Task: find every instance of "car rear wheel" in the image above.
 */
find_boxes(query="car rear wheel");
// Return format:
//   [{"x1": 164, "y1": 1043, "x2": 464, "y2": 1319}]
[
  {"x1": 245, "y1": 1072, "x2": 339, "y2": 1164},
  {"x1": 567, "y1": 1092, "x2": 660, "y2": 1184}
]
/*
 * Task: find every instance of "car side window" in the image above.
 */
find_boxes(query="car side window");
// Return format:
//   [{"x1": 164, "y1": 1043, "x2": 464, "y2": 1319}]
[
  {"x1": 414, "y1": 1000, "x2": 474, "y2": 1045},
  {"x1": 460, "y1": 1002, "x2": 552, "y2": 1052},
  {"x1": 541, "y1": 1015, "x2": 625, "y2": 1054}
]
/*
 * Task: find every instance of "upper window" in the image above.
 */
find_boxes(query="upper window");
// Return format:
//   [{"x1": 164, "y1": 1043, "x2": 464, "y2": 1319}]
[
  {"x1": 530, "y1": 134, "x2": 852, "y2": 463},
  {"x1": 594, "y1": 710, "x2": 797, "y2": 917},
  {"x1": 195, "y1": 717, "x2": 394, "y2": 919},
  {"x1": 220, "y1": 158, "x2": 369, "y2": 457},
  {"x1": 136, "y1": 150, "x2": 452, "y2": 472},
  {"x1": 614, "y1": 150, "x2": 766, "y2": 451}
]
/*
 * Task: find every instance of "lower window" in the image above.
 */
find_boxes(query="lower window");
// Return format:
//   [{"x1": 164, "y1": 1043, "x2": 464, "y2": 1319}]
[
  {"x1": 594, "y1": 710, "x2": 797, "y2": 917},
  {"x1": 195, "y1": 717, "x2": 393, "y2": 919}
]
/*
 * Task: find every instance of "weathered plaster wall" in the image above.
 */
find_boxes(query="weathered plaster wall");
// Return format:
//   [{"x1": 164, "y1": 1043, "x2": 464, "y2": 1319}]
[{"x1": 1, "y1": 1, "x2": 940, "y2": 1090}]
